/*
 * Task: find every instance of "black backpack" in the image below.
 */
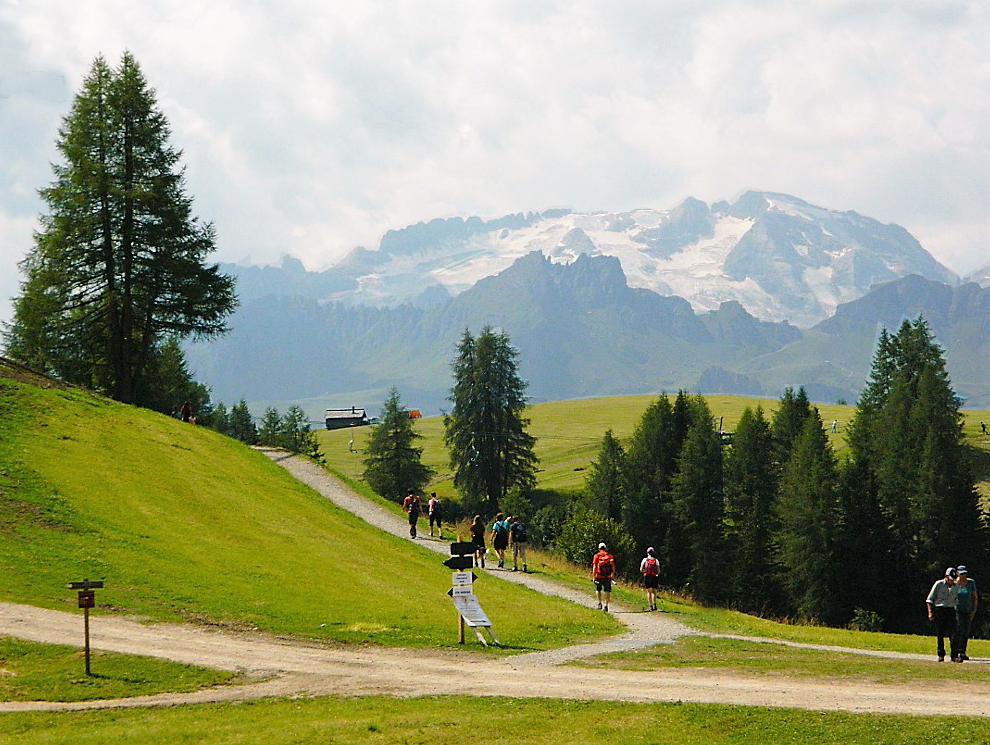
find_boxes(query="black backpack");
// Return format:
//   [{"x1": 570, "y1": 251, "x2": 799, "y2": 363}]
[{"x1": 512, "y1": 523, "x2": 527, "y2": 542}]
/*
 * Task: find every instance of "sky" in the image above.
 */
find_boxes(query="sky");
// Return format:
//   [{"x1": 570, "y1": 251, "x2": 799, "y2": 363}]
[{"x1": 1, "y1": 1, "x2": 989, "y2": 325}]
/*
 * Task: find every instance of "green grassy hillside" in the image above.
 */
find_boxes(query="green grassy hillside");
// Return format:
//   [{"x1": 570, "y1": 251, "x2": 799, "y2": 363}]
[
  {"x1": 318, "y1": 393, "x2": 990, "y2": 501},
  {"x1": 0, "y1": 366, "x2": 618, "y2": 650}
]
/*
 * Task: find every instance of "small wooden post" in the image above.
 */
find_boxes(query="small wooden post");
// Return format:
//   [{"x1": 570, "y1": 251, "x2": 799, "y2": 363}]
[
  {"x1": 459, "y1": 612, "x2": 465, "y2": 644},
  {"x1": 84, "y1": 606, "x2": 91, "y2": 675}
]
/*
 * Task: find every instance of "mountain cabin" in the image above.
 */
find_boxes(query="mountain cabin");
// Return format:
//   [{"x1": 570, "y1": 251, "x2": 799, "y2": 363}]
[{"x1": 325, "y1": 407, "x2": 369, "y2": 430}]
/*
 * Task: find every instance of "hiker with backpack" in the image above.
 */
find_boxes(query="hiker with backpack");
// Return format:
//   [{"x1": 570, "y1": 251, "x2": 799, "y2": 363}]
[
  {"x1": 402, "y1": 489, "x2": 423, "y2": 539},
  {"x1": 470, "y1": 514, "x2": 487, "y2": 568},
  {"x1": 639, "y1": 547, "x2": 660, "y2": 611},
  {"x1": 427, "y1": 492, "x2": 443, "y2": 537},
  {"x1": 592, "y1": 542, "x2": 615, "y2": 612},
  {"x1": 491, "y1": 512, "x2": 510, "y2": 568},
  {"x1": 508, "y1": 515, "x2": 528, "y2": 573}
]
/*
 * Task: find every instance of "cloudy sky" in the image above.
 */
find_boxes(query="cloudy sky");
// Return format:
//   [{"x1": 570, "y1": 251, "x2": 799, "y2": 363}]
[{"x1": 1, "y1": 1, "x2": 988, "y2": 324}]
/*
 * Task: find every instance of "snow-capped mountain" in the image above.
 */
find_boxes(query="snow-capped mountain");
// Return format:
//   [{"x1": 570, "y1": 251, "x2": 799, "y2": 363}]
[{"x1": 223, "y1": 191, "x2": 958, "y2": 327}]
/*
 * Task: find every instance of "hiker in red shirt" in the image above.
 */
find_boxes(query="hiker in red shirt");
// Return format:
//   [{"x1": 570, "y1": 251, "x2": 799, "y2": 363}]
[
  {"x1": 402, "y1": 489, "x2": 423, "y2": 539},
  {"x1": 592, "y1": 542, "x2": 615, "y2": 612}
]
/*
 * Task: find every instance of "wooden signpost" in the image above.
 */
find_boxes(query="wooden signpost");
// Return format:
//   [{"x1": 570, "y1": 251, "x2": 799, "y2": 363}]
[
  {"x1": 67, "y1": 579, "x2": 103, "y2": 675},
  {"x1": 445, "y1": 544, "x2": 500, "y2": 646}
]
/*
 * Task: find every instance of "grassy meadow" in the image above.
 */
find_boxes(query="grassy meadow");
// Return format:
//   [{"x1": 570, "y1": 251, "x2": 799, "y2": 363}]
[
  {"x1": 0, "y1": 636, "x2": 235, "y2": 702},
  {"x1": 317, "y1": 392, "x2": 990, "y2": 501},
  {"x1": 0, "y1": 370, "x2": 619, "y2": 651},
  {"x1": 5, "y1": 694, "x2": 990, "y2": 744}
]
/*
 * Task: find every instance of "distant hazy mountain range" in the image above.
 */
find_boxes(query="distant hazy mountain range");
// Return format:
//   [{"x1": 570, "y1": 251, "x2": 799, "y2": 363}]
[
  {"x1": 188, "y1": 194, "x2": 990, "y2": 415},
  {"x1": 222, "y1": 191, "x2": 956, "y2": 328}
]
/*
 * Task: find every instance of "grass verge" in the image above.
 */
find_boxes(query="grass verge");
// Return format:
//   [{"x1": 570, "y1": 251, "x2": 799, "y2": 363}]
[
  {"x1": 0, "y1": 636, "x2": 234, "y2": 702},
  {"x1": 4, "y1": 695, "x2": 990, "y2": 744},
  {"x1": 576, "y1": 635, "x2": 990, "y2": 683}
]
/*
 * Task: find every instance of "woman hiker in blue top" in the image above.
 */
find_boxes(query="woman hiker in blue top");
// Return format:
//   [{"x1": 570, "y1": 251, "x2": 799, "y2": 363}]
[
  {"x1": 954, "y1": 565, "x2": 979, "y2": 662},
  {"x1": 491, "y1": 512, "x2": 509, "y2": 569}
]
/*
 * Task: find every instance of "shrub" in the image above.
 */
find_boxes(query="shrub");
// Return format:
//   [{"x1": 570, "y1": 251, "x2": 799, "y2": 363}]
[
  {"x1": 555, "y1": 509, "x2": 636, "y2": 576},
  {"x1": 847, "y1": 607, "x2": 884, "y2": 633}
]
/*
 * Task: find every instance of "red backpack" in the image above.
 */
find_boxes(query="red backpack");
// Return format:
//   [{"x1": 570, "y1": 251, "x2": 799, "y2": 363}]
[
  {"x1": 642, "y1": 556, "x2": 659, "y2": 576},
  {"x1": 596, "y1": 552, "x2": 614, "y2": 578}
]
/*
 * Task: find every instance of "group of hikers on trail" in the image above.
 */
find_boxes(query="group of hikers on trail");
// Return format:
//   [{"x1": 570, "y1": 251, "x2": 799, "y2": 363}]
[
  {"x1": 926, "y1": 565, "x2": 979, "y2": 662},
  {"x1": 467, "y1": 513, "x2": 528, "y2": 572},
  {"x1": 402, "y1": 489, "x2": 444, "y2": 539}
]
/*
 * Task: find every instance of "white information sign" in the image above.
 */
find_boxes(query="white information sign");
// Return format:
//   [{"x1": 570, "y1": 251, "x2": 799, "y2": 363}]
[
  {"x1": 451, "y1": 571, "x2": 473, "y2": 586},
  {"x1": 450, "y1": 584, "x2": 474, "y2": 597},
  {"x1": 452, "y1": 595, "x2": 492, "y2": 627}
]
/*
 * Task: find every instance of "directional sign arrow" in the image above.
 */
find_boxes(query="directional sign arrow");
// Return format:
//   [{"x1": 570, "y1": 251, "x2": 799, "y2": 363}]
[
  {"x1": 449, "y1": 541, "x2": 476, "y2": 556},
  {"x1": 67, "y1": 580, "x2": 104, "y2": 590},
  {"x1": 443, "y1": 555, "x2": 474, "y2": 571}
]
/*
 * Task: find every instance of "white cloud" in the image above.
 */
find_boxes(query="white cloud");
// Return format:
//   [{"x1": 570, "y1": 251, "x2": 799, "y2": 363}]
[{"x1": 0, "y1": 0, "x2": 988, "y2": 324}]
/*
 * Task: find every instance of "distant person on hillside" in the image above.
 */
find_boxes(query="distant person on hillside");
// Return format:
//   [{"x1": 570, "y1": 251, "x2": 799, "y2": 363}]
[
  {"x1": 639, "y1": 547, "x2": 660, "y2": 611},
  {"x1": 470, "y1": 514, "x2": 487, "y2": 569},
  {"x1": 926, "y1": 567, "x2": 959, "y2": 661},
  {"x1": 981, "y1": 421, "x2": 987, "y2": 436},
  {"x1": 831, "y1": 419, "x2": 838, "y2": 433},
  {"x1": 348, "y1": 437, "x2": 355, "y2": 453},
  {"x1": 508, "y1": 515, "x2": 528, "y2": 573},
  {"x1": 180, "y1": 401, "x2": 193, "y2": 423},
  {"x1": 427, "y1": 492, "x2": 442, "y2": 537},
  {"x1": 402, "y1": 489, "x2": 423, "y2": 539},
  {"x1": 593, "y1": 542, "x2": 615, "y2": 612},
  {"x1": 954, "y1": 565, "x2": 979, "y2": 662},
  {"x1": 491, "y1": 512, "x2": 510, "y2": 568}
]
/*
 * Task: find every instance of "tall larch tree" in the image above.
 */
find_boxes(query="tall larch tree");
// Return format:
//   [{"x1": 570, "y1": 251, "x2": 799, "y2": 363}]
[
  {"x1": 4, "y1": 53, "x2": 235, "y2": 406},
  {"x1": 444, "y1": 327, "x2": 536, "y2": 513}
]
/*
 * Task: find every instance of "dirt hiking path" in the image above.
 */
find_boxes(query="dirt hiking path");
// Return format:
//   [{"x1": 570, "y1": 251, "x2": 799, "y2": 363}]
[{"x1": 2, "y1": 449, "x2": 988, "y2": 716}]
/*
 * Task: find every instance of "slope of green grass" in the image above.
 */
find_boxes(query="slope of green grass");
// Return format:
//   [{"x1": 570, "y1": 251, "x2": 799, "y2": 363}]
[
  {"x1": 0, "y1": 373, "x2": 618, "y2": 651},
  {"x1": 6, "y1": 695, "x2": 990, "y2": 744},
  {"x1": 0, "y1": 636, "x2": 235, "y2": 702}
]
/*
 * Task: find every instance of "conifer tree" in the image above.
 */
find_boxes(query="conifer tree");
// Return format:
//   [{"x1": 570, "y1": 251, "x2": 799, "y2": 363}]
[
  {"x1": 365, "y1": 387, "x2": 433, "y2": 502},
  {"x1": 258, "y1": 407, "x2": 282, "y2": 447},
  {"x1": 585, "y1": 429, "x2": 626, "y2": 521},
  {"x1": 846, "y1": 317, "x2": 987, "y2": 629},
  {"x1": 670, "y1": 397, "x2": 724, "y2": 599},
  {"x1": 771, "y1": 386, "x2": 812, "y2": 465},
  {"x1": 229, "y1": 399, "x2": 258, "y2": 445},
  {"x1": 444, "y1": 328, "x2": 536, "y2": 513},
  {"x1": 211, "y1": 402, "x2": 231, "y2": 436},
  {"x1": 723, "y1": 405, "x2": 780, "y2": 614},
  {"x1": 3, "y1": 53, "x2": 235, "y2": 405},
  {"x1": 776, "y1": 412, "x2": 842, "y2": 624},
  {"x1": 620, "y1": 394, "x2": 677, "y2": 551}
]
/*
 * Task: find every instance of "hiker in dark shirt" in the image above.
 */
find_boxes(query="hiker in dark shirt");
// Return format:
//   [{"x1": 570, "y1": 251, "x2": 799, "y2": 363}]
[
  {"x1": 470, "y1": 515, "x2": 486, "y2": 569},
  {"x1": 508, "y1": 515, "x2": 528, "y2": 573},
  {"x1": 402, "y1": 489, "x2": 423, "y2": 539}
]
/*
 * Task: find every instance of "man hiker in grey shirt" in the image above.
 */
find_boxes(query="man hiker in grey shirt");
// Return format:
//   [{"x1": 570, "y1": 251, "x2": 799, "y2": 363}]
[{"x1": 926, "y1": 567, "x2": 959, "y2": 661}]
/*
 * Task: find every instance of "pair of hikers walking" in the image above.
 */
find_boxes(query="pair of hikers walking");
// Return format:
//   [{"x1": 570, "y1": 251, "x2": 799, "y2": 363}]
[
  {"x1": 591, "y1": 545, "x2": 660, "y2": 613},
  {"x1": 490, "y1": 513, "x2": 528, "y2": 571},
  {"x1": 402, "y1": 490, "x2": 444, "y2": 539},
  {"x1": 926, "y1": 565, "x2": 979, "y2": 662}
]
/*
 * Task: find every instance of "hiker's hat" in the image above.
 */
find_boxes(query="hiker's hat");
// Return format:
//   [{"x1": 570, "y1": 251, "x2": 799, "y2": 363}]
[
  {"x1": 946, "y1": 567, "x2": 958, "y2": 578},
  {"x1": 598, "y1": 542, "x2": 607, "y2": 550},
  {"x1": 957, "y1": 565, "x2": 969, "y2": 575},
  {"x1": 646, "y1": 547, "x2": 655, "y2": 555}
]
